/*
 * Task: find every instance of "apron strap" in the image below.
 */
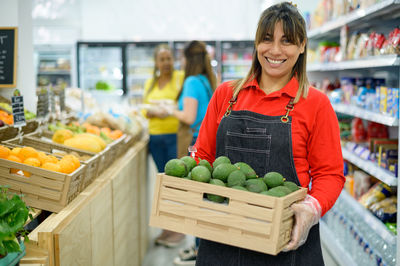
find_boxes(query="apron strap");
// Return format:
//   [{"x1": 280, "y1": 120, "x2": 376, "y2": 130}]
[
  {"x1": 280, "y1": 98, "x2": 295, "y2": 123},
  {"x1": 224, "y1": 96, "x2": 237, "y2": 117}
]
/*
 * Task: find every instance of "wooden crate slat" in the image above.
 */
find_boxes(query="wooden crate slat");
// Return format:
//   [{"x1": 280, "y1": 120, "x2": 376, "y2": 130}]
[
  {"x1": 160, "y1": 186, "x2": 274, "y2": 221},
  {"x1": 0, "y1": 177, "x2": 61, "y2": 200},
  {"x1": 150, "y1": 174, "x2": 308, "y2": 255},
  {"x1": 158, "y1": 200, "x2": 272, "y2": 236},
  {"x1": 162, "y1": 175, "x2": 277, "y2": 208}
]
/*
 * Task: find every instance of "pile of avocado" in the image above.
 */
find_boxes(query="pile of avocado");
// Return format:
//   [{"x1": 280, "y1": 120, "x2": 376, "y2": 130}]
[{"x1": 164, "y1": 155, "x2": 300, "y2": 203}]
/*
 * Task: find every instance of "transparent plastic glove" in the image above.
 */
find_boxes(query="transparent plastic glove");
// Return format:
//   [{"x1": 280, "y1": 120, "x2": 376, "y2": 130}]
[{"x1": 283, "y1": 194, "x2": 321, "y2": 251}]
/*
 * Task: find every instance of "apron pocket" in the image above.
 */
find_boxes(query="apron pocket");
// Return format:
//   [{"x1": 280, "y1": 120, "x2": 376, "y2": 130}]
[
  {"x1": 226, "y1": 131, "x2": 271, "y2": 150},
  {"x1": 225, "y1": 146, "x2": 270, "y2": 177}
]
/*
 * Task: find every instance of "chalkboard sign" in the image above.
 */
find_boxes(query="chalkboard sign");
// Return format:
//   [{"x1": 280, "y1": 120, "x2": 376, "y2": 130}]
[
  {"x1": 11, "y1": 89, "x2": 26, "y2": 127},
  {"x1": 0, "y1": 28, "x2": 17, "y2": 87}
]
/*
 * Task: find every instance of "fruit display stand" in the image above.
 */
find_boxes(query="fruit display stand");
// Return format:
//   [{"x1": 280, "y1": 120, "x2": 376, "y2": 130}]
[
  {"x1": 0, "y1": 120, "x2": 39, "y2": 142},
  {"x1": 150, "y1": 173, "x2": 307, "y2": 255},
  {"x1": 0, "y1": 144, "x2": 86, "y2": 212},
  {"x1": 4, "y1": 134, "x2": 102, "y2": 192},
  {"x1": 19, "y1": 135, "x2": 149, "y2": 266}
]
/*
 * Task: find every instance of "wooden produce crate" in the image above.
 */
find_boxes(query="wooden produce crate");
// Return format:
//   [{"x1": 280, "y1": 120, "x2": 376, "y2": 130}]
[
  {"x1": 150, "y1": 174, "x2": 307, "y2": 255},
  {"x1": 4, "y1": 133, "x2": 101, "y2": 191},
  {"x1": 100, "y1": 134, "x2": 127, "y2": 169},
  {"x1": 0, "y1": 150, "x2": 86, "y2": 213}
]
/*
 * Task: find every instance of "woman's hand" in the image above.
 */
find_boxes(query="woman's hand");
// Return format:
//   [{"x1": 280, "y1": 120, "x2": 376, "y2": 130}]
[
  {"x1": 283, "y1": 195, "x2": 321, "y2": 251},
  {"x1": 146, "y1": 108, "x2": 169, "y2": 118}
]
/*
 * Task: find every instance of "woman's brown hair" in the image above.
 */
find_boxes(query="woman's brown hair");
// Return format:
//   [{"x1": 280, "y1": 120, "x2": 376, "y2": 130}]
[
  {"x1": 177, "y1": 41, "x2": 216, "y2": 99},
  {"x1": 231, "y1": 2, "x2": 309, "y2": 103}
]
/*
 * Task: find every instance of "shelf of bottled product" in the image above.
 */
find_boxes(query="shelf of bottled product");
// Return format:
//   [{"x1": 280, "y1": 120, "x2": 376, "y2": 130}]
[
  {"x1": 307, "y1": 0, "x2": 400, "y2": 39},
  {"x1": 37, "y1": 70, "x2": 71, "y2": 75},
  {"x1": 341, "y1": 189, "x2": 397, "y2": 245},
  {"x1": 320, "y1": 220, "x2": 357, "y2": 266},
  {"x1": 222, "y1": 73, "x2": 247, "y2": 79},
  {"x1": 342, "y1": 147, "x2": 398, "y2": 186},
  {"x1": 307, "y1": 55, "x2": 400, "y2": 72},
  {"x1": 332, "y1": 103, "x2": 399, "y2": 126}
]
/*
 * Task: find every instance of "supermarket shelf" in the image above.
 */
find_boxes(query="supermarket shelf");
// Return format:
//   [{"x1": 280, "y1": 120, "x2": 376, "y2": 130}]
[
  {"x1": 342, "y1": 148, "x2": 398, "y2": 186},
  {"x1": 222, "y1": 73, "x2": 246, "y2": 79},
  {"x1": 222, "y1": 60, "x2": 252, "y2": 66},
  {"x1": 38, "y1": 70, "x2": 71, "y2": 75},
  {"x1": 320, "y1": 220, "x2": 357, "y2": 266},
  {"x1": 332, "y1": 103, "x2": 398, "y2": 126},
  {"x1": 340, "y1": 190, "x2": 397, "y2": 245},
  {"x1": 128, "y1": 75, "x2": 150, "y2": 80},
  {"x1": 308, "y1": 0, "x2": 400, "y2": 39},
  {"x1": 307, "y1": 55, "x2": 400, "y2": 71}
]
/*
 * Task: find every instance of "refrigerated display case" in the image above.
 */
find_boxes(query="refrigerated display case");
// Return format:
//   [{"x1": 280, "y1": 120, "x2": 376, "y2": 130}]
[
  {"x1": 126, "y1": 41, "x2": 168, "y2": 104},
  {"x1": 172, "y1": 40, "x2": 220, "y2": 81},
  {"x1": 220, "y1": 40, "x2": 254, "y2": 82},
  {"x1": 77, "y1": 42, "x2": 126, "y2": 105},
  {"x1": 35, "y1": 45, "x2": 74, "y2": 87}
]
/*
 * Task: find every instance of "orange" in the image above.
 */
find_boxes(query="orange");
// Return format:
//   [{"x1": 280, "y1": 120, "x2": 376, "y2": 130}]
[
  {"x1": 58, "y1": 158, "x2": 75, "y2": 174},
  {"x1": 23, "y1": 157, "x2": 41, "y2": 167},
  {"x1": 7, "y1": 154, "x2": 22, "y2": 163},
  {"x1": 63, "y1": 154, "x2": 80, "y2": 169},
  {"x1": 110, "y1": 130, "x2": 123, "y2": 140},
  {"x1": 41, "y1": 162, "x2": 62, "y2": 173},
  {"x1": 37, "y1": 151, "x2": 49, "y2": 165},
  {"x1": 20, "y1": 147, "x2": 39, "y2": 161},
  {"x1": 0, "y1": 145, "x2": 10, "y2": 159},
  {"x1": 10, "y1": 147, "x2": 21, "y2": 158},
  {"x1": 48, "y1": 155, "x2": 59, "y2": 164}
]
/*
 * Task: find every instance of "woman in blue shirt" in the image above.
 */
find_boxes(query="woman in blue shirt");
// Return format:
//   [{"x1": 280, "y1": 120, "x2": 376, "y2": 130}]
[{"x1": 173, "y1": 41, "x2": 216, "y2": 155}]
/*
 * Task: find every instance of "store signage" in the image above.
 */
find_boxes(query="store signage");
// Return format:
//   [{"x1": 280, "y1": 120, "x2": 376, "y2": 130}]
[
  {"x1": 11, "y1": 89, "x2": 26, "y2": 127},
  {"x1": 0, "y1": 28, "x2": 17, "y2": 87}
]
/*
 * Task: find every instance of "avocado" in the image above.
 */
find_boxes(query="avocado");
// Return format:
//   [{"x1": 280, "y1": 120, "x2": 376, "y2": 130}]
[
  {"x1": 183, "y1": 172, "x2": 192, "y2": 180},
  {"x1": 262, "y1": 186, "x2": 291, "y2": 197},
  {"x1": 213, "y1": 156, "x2": 231, "y2": 169},
  {"x1": 212, "y1": 163, "x2": 238, "y2": 183},
  {"x1": 263, "y1": 172, "x2": 284, "y2": 188},
  {"x1": 227, "y1": 170, "x2": 246, "y2": 187},
  {"x1": 198, "y1": 159, "x2": 213, "y2": 173},
  {"x1": 191, "y1": 165, "x2": 211, "y2": 183},
  {"x1": 234, "y1": 162, "x2": 258, "y2": 179},
  {"x1": 207, "y1": 179, "x2": 226, "y2": 203},
  {"x1": 231, "y1": 185, "x2": 248, "y2": 191},
  {"x1": 180, "y1": 156, "x2": 197, "y2": 172},
  {"x1": 164, "y1": 159, "x2": 187, "y2": 177},
  {"x1": 283, "y1": 181, "x2": 300, "y2": 192},
  {"x1": 245, "y1": 179, "x2": 268, "y2": 193}
]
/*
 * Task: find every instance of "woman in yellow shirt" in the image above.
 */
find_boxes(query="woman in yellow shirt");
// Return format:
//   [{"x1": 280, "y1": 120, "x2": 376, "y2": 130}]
[{"x1": 143, "y1": 44, "x2": 185, "y2": 247}]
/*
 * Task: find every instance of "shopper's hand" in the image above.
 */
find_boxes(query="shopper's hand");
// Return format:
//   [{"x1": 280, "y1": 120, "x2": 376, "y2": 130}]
[
  {"x1": 283, "y1": 194, "x2": 321, "y2": 251},
  {"x1": 147, "y1": 108, "x2": 169, "y2": 118}
]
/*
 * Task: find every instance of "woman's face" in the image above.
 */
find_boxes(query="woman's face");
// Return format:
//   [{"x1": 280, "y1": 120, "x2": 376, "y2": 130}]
[
  {"x1": 156, "y1": 49, "x2": 173, "y2": 76},
  {"x1": 257, "y1": 21, "x2": 305, "y2": 81}
]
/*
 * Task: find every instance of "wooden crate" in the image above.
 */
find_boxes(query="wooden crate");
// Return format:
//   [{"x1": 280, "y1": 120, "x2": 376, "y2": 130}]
[
  {"x1": 0, "y1": 155, "x2": 86, "y2": 213},
  {"x1": 150, "y1": 174, "x2": 307, "y2": 255},
  {"x1": 99, "y1": 134, "x2": 127, "y2": 170},
  {"x1": 4, "y1": 133, "x2": 101, "y2": 192}
]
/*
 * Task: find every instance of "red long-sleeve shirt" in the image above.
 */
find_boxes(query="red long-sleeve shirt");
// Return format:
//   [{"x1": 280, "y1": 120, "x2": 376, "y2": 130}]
[{"x1": 194, "y1": 77, "x2": 345, "y2": 216}]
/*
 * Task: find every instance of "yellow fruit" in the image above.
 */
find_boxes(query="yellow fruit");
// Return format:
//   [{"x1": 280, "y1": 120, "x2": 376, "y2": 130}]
[
  {"x1": 48, "y1": 155, "x2": 59, "y2": 164},
  {"x1": 58, "y1": 158, "x2": 75, "y2": 174},
  {"x1": 64, "y1": 137, "x2": 102, "y2": 153},
  {"x1": 7, "y1": 154, "x2": 21, "y2": 163},
  {"x1": 41, "y1": 162, "x2": 62, "y2": 173},
  {"x1": 0, "y1": 145, "x2": 10, "y2": 159},
  {"x1": 52, "y1": 129, "x2": 74, "y2": 144},
  {"x1": 74, "y1": 133, "x2": 106, "y2": 150},
  {"x1": 20, "y1": 147, "x2": 39, "y2": 161}
]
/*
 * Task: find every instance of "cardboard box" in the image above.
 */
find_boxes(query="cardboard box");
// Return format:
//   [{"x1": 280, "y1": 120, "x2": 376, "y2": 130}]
[{"x1": 149, "y1": 174, "x2": 307, "y2": 255}]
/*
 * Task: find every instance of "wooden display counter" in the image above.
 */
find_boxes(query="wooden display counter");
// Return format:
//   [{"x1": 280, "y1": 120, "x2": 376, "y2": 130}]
[{"x1": 20, "y1": 137, "x2": 149, "y2": 266}]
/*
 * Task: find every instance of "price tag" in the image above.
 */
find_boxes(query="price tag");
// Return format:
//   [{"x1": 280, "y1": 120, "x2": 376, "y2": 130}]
[
  {"x1": 36, "y1": 87, "x2": 49, "y2": 118},
  {"x1": 11, "y1": 89, "x2": 26, "y2": 127}
]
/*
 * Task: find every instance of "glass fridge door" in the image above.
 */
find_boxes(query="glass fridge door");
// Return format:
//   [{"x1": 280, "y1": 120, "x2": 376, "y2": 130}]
[
  {"x1": 77, "y1": 43, "x2": 125, "y2": 105},
  {"x1": 126, "y1": 41, "x2": 168, "y2": 105},
  {"x1": 221, "y1": 40, "x2": 254, "y2": 82}
]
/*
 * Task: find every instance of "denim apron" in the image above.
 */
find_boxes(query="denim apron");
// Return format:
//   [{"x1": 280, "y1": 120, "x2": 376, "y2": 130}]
[{"x1": 196, "y1": 97, "x2": 324, "y2": 266}]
